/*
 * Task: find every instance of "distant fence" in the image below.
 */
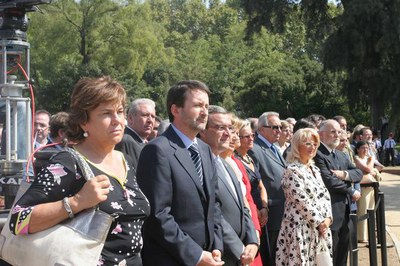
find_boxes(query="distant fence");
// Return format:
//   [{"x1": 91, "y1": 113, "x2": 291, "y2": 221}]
[{"x1": 349, "y1": 182, "x2": 388, "y2": 266}]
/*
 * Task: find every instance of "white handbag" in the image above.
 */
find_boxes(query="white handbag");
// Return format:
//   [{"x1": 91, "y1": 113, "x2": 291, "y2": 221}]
[
  {"x1": 0, "y1": 148, "x2": 114, "y2": 266},
  {"x1": 316, "y1": 237, "x2": 333, "y2": 266}
]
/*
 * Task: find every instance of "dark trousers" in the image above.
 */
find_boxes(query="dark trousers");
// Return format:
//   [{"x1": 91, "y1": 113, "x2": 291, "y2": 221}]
[
  {"x1": 260, "y1": 227, "x2": 279, "y2": 266},
  {"x1": 332, "y1": 206, "x2": 350, "y2": 266},
  {"x1": 385, "y1": 148, "x2": 395, "y2": 166}
]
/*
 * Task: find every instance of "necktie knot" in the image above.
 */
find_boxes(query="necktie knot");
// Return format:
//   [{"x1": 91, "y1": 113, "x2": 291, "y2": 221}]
[{"x1": 189, "y1": 143, "x2": 199, "y2": 154}]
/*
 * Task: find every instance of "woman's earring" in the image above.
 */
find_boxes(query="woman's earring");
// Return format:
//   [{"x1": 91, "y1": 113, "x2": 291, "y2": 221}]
[{"x1": 83, "y1": 131, "x2": 89, "y2": 138}]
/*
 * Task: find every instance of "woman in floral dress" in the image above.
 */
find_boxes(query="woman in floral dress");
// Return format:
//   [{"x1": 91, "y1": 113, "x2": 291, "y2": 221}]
[
  {"x1": 276, "y1": 128, "x2": 333, "y2": 265},
  {"x1": 9, "y1": 76, "x2": 150, "y2": 265}
]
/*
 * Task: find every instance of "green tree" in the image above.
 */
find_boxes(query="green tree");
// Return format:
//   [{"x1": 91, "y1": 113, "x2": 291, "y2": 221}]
[{"x1": 324, "y1": 0, "x2": 400, "y2": 134}]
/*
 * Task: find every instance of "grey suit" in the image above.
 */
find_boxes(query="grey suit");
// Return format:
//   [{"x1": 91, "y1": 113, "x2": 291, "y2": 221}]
[
  {"x1": 248, "y1": 136, "x2": 286, "y2": 266},
  {"x1": 215, "y1": 158, "x2": 258, "y2": 265}
]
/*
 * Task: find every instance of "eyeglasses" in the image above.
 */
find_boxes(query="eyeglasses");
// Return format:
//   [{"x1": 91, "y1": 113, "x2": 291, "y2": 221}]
[
  {"x1": 263, "y1": 125, "x2": 282, "y2": 130},
  {"x1": 240, "y1": 133, "x2": 255, "y2": 139},
  {"x1": 304, "y1": 142, "x2": 318, "y2": 148},
  {"x1": 209, "y1": 125, "x2": 235, "y2": 133}
]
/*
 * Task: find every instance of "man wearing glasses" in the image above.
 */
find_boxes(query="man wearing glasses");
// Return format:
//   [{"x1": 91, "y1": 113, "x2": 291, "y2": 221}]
[
  {"x1": 248, "y1": 111, "x2": 286, "y2": 266},
  {"x1": 200, "y1": 105, "x2": 258, "y2": 266}
]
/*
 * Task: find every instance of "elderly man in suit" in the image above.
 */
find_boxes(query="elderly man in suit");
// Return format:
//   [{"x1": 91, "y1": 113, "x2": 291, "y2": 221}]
[
  {"x1": 248, "y1": 111, "x2": 286, "y2": 266},
  {"x1": 314, "y1": 119, "x2": 363, "y2": 266},
  {"x1": 199, "y1": 105, "x2": 258, "y2": 266},
  {"x1": 115, "y1": 98, "x2": 155, "y2": 168},
  {"x1": 136, "y1": 80, "x2": 224, "y2": 266}
]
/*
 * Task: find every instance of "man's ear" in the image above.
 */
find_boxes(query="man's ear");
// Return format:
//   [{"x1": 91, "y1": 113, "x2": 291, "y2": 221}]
[{"x1": 171, "y1": 104, "x2": 179, "y2": 117}]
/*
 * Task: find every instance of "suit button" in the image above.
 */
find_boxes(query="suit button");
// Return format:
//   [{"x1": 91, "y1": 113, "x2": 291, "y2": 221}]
[{"x1": 202, "y1": 244, "x2": 207, "y2": 249}]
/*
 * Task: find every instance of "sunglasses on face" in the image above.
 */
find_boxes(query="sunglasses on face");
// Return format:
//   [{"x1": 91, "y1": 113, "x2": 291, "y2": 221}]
[{"x1": 263, "y1": 125, "x2": 282, "y2": 130}]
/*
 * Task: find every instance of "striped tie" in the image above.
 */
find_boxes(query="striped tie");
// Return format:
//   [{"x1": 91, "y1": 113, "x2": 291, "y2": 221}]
[{"x1": 189, "y1": 143, "x2": 204, "y2": 186}]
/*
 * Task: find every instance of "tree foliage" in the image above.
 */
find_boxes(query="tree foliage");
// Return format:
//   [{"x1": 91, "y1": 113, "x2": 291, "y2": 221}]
[{"x1": 24, "y1": 0, "x2": 399, "y2": 134}]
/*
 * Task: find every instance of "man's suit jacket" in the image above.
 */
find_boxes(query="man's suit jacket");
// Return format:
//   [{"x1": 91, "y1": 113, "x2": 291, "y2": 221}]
[
  {"x1": 216, "y1": 159, "x2": 258, "y2": 265},
  {"x1": 115, "y1": 127, "x2": 145, "y2": 169},
  {"x1": 248, "y1": 137, "x2": 286, "y2": 231},
  {"x1": 314, "y1": 144, "x2": 363, "y2": 230},
  {"x1": 136, "y1": 126, "x2": 223, "y2": 265}
]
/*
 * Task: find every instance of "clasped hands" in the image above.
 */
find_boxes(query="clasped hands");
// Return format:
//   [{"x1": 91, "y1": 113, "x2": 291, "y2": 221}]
[{"x1": 197, "y1": 243, "x2": 258, "y2": 266}]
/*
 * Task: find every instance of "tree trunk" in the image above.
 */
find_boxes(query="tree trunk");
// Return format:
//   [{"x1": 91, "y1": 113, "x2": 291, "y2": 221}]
[{"x1": 386, "y1": 89, "x2": 400, "y2": 139}]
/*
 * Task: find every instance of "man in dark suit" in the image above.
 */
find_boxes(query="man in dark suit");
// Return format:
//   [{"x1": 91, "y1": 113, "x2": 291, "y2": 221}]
[
  {"x1": 199, "y1": 105, "x2": 258, "y2": 266},
  {"x1": 115, "y1": 98, "x2": 155, "y2": 168},
  {"x1": 248, "y1": 111, "x2": 286, "y2": 266},
  {"x1": 136, "y1": 81, "x2": 224, "y2": 266},
  {"x1": 314, "y1": 119, "x2": 362, "y2": 266}
]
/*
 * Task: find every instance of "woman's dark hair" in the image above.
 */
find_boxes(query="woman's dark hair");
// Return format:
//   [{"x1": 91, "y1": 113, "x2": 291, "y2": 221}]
[
  {"x1": 67, "y1": 76, "x2": 126, "y2": 142},
  {"x1": 355, "y1": 140, "x2": 368, "y2": 155},
  {"x1": 293, "y1": 118, "x2": 316, "y2": 133}
]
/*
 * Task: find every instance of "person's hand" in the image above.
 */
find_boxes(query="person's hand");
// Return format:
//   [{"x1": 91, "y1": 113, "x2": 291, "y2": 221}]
[
  {"x1": 258, "y1": 208, "x2": 268, "y2": 227},
  {"x1": 331, "y1": 169, "x2": 346, "y2": 180},
  {"x1": 71, "y1": 174, "x2": 111, "y2": 212},
  {"x1": 352, "y1": 190, "x2": 361, "y2": 201},
  {"x1": 212, "y1": 250, "x2": 222, "y2": 262},
  {"x1": 240, "y1": 244, "x2": 258, "y2": 265},
  {"x1": 197, "y1": 251, "x2": 225, "y2": 266},
  {"x1": 318, "y1": 218, "x2": 331, "y2": 239}
]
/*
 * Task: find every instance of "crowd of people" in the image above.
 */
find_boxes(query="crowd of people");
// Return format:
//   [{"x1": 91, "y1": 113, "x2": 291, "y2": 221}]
[{"x1": 4, "y1": 77, "x2": 398, "y2": 266}]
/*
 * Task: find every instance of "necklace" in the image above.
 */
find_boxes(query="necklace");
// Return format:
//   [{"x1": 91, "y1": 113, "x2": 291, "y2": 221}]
[{"x1": 235, "y1": 151, "x2": 252, "y2": 164}]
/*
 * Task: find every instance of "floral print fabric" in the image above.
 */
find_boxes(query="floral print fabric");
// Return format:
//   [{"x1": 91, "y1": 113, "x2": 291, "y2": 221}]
[
  {"x1": 276, "y1": 161, "x2": 333, "y2": 266},
  {"x1": 9, "y1": 150, "x2": 150, "y2": 266}
]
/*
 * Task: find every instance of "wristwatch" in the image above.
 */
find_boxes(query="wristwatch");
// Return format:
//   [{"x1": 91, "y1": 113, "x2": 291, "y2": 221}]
[{"x1": 63, "y1": 197, "x2": 74, "y2": 219}]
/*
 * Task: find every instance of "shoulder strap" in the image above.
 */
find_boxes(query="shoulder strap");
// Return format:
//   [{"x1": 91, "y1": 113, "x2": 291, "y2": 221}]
[{"x1": 66, "y1": 147, "x2": 95, "y2": 181}]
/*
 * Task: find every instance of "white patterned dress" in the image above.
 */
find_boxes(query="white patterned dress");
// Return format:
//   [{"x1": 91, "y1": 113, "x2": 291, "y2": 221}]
[{"x1": 276, "y1": 161, "x2": 333, "y2": 266}]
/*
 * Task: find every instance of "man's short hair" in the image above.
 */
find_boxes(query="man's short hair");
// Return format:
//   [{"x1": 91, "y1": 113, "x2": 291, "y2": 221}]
[
  {"x1": 166, "y1": 80, "x2": 210, "y2": 122},
  {"x1": 206, "y1": 105, "x2": 228, "y2": 128},
  {"x1": 318, "y1": 119, "x2": 337, "y2": 132},
  {"x1": 258, "y1": 112, "x2": 279, "y2": 129},
  {"x1": 360, "y1": 127, "x2": 371, "y2": 136},
  {"x1": 35, "y1": 109, "x2": 51, "y2": 120},
  {"x1": 333, "y1": 115, "x2": 346, "y2": 122},
  {"x1": 128, "y1": 98, "x2": 156, "y2": 116}
]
